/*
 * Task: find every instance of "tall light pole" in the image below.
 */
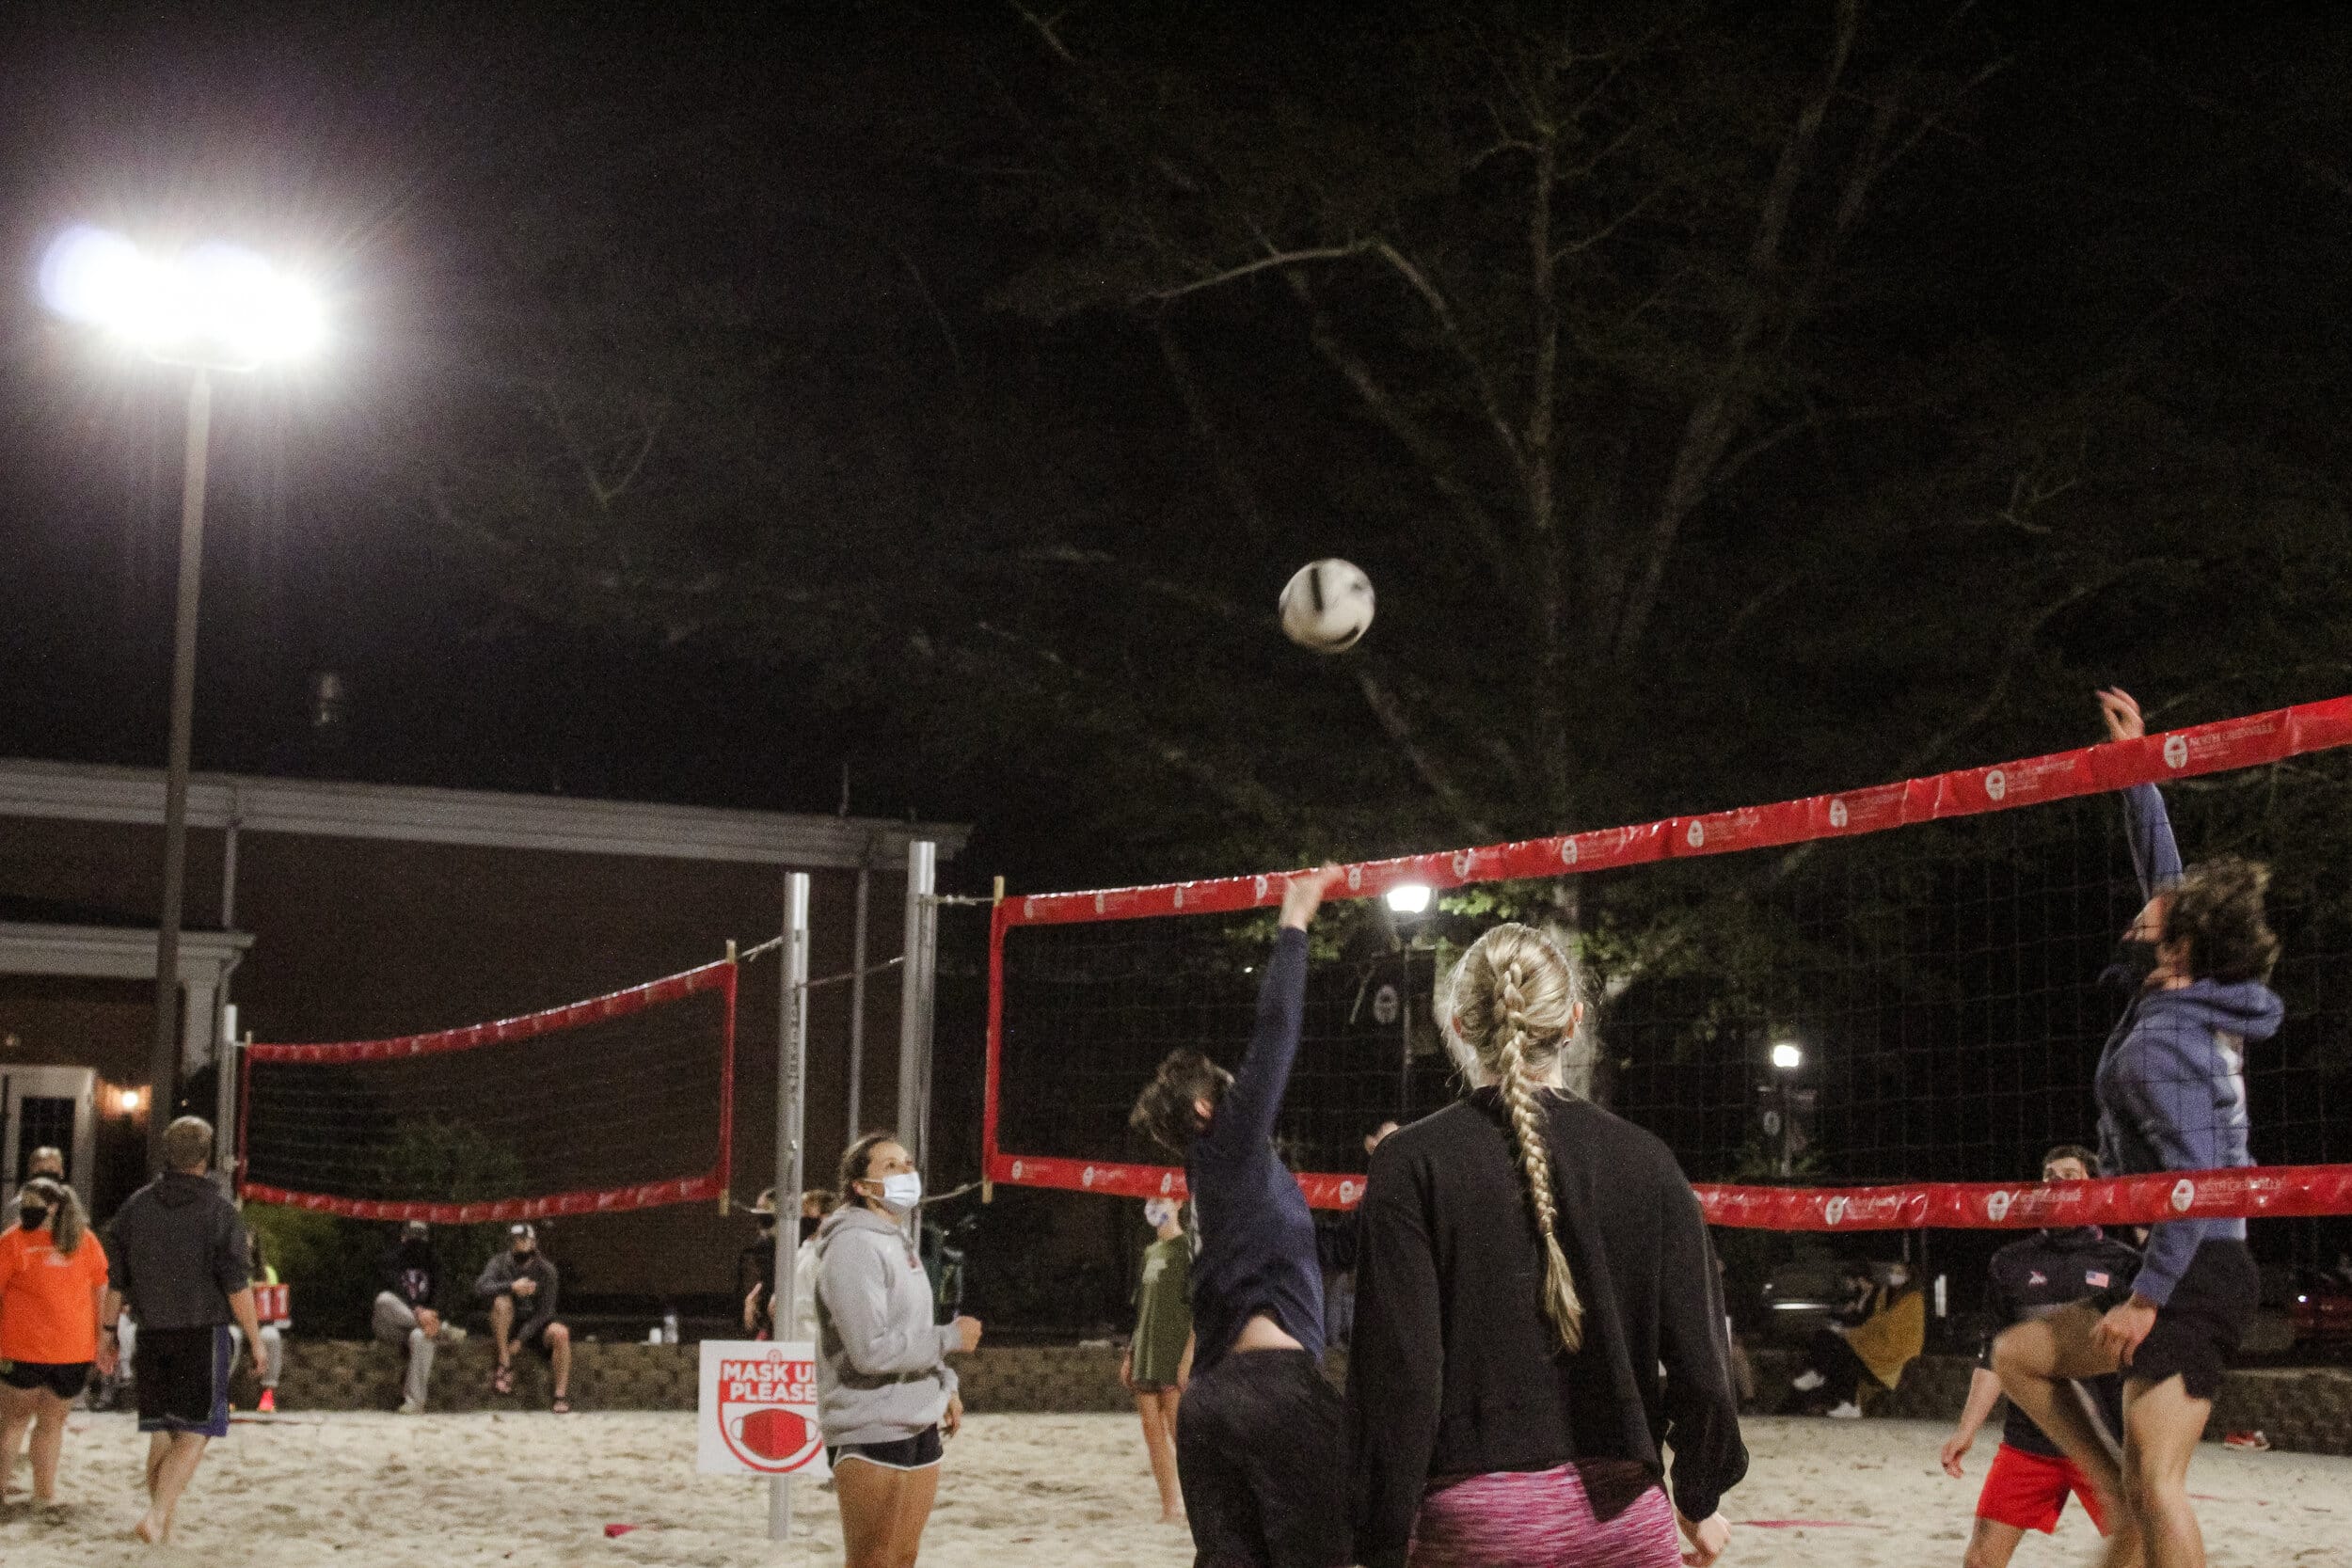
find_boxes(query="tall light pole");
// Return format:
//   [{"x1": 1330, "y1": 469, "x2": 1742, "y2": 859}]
[
  {"x1": 40, "y1": 226, "x2": 326, "y2": 1170},
  {"x1": 1385, "y1": 884, "x2": 1433, "y2": 1117}
]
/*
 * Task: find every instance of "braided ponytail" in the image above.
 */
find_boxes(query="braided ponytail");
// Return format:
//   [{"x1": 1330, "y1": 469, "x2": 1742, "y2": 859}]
[{"x1": 1494, "y1": 958, "x2": 1585, "y2": 1352}]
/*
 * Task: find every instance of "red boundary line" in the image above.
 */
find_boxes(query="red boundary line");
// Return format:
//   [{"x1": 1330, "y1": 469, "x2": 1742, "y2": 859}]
[
  {"x1": 241, "y1": 1172, "x2": 725, "y2": 1226},
  {"x1": 981, "y1": 692, "x2": 2352, "y2": 1221},
  {"x1": 982, "y1": 1150, "x2": 2352, "y2": 1227},
  {"x1": 246, "y1": 958, "x2": 736, "y2": 1065}
]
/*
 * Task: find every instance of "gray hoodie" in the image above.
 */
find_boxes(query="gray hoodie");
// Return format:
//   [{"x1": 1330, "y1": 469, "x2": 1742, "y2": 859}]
[{"x1": 813, "y1": 1205, "x2": 959, "y2": 1445}]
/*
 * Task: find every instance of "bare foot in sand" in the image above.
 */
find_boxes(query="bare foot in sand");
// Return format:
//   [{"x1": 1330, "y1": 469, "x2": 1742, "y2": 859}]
[{"x1": 134, "y1": 1510, "x2": 167, "y2": 1544}]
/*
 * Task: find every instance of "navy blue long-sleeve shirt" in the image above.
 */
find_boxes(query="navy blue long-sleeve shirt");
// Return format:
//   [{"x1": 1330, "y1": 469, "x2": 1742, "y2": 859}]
[
  {"x1": 1185, "y1": 926, "x2": 1326, "y2": 1375},
  {"x1": 2095, "y1": 784, "x2": 2282, "y2": 1306}
]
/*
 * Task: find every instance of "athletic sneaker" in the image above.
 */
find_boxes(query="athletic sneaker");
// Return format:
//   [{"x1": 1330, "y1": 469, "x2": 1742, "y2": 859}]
[
  {"x1": 1826, "y1": 1401, "x2": 1864, "y2": 1418},
  {"x1": 257, "y1": 1389, "x2": 277, "y2": 1413},
  {"x1": 1790, "y1": 1370, "x2": 1825, "y2": 1392},
  {"x1": 397, "y1": 1398, "x2": 425, "y2": 1416}
]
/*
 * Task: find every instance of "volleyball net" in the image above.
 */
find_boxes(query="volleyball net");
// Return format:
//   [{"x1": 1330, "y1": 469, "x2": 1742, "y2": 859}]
[
  {"x1": 238, "y1": 958, "x2": 737, "y2": 1223},
  {"x1": 984, "y1": 696, "x2": 2352, "y2": 1232}
]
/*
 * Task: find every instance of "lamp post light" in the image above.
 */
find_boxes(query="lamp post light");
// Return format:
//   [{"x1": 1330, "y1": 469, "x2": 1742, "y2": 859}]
[
  {"x1": 40, "y1": 226, "x2": 326, "y2": 1172},
  {"x1": 1766, "y1": 1038, "x2": 1805, "y2": 1178},
  {"x1": 1384, "y1": 885, "x2": 1434, "y2": 1116}
]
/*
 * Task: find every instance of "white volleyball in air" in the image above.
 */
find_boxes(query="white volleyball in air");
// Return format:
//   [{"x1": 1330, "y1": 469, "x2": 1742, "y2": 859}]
[{"x1": 1279, "y1": 558, "x2": 1375, "y2": 653}]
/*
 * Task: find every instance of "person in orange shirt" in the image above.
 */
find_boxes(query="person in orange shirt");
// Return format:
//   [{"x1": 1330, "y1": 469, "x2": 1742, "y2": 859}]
[{"x1": 0, "y1": 1178, "x2": 108, "y2": 1505}]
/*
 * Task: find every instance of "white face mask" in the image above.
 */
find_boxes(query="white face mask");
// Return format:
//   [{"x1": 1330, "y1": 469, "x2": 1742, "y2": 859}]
[
  {"x1": 872, "y1": 1173, "x2": 922, "y2": 1215},
  {"x1": 1143, "y1": 1199, "x2": 1178, "y2": 1229}
]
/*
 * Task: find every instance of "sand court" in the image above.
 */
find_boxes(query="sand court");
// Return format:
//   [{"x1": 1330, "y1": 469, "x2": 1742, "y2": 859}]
[{"x1": 1, "y1": 1412, "x2": 2344, "y2": 1567}]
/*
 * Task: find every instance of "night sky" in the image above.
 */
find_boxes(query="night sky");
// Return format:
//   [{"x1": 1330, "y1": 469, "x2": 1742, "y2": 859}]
[{"x1": 7, "y1": 1, "x2": 2352, "y2": 895}]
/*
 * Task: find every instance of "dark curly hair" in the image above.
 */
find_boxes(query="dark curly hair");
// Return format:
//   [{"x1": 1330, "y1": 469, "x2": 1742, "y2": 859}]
[
  {"x1": 1130, "y1": 1049, "x2": 1233, "y2": 1155},
  {"x1": 2164, "y1": 855, "x2": 2280, "y2": 984}
]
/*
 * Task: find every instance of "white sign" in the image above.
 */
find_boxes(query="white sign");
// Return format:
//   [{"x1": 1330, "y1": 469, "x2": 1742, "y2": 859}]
[
  {"x1": 1372, "y1": 984, "x2": 1401, "y2": 1026},
  {"x1": 696, "y1": 1340, "x2": 829, "y2": 1479}
]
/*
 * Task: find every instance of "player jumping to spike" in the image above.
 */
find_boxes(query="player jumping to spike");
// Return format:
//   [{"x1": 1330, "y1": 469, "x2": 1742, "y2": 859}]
[
  {"x1": 1129, "y1": 864, "x2": 1351, "y2": 1568},
  {"x1": 1994, "y1": 689, "x2": 2282, "y2": 1568},
  {"x1": 1941, "y1": 1145, "x2": 2140, "y2": 1567}
]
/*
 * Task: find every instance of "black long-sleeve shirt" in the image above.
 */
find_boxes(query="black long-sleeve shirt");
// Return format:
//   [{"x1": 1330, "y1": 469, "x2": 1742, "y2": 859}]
[
  {"x1": 1348, "y1": 1090, "x2": 1748, "y2": 1568},
  {"x1": 1184, "y1": 926, "x2": 1325, "y2": 1376}
]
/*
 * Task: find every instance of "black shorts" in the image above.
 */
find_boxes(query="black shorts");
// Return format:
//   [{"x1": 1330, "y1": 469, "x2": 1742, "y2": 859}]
[
  {"x1": 2123, "y1": 1240, "x2": 2258, "y2": 1402},
  {"x1": 1, "y1": 1360, "x2": 92, "y2": 1400},
  {"x1": 135, "y1": 1325, "x2": 231, "y2": 1438},
  {"x1": 826, "y1": 1424, "x2": 944, "y2": 1471},
  {"x1": 1175, "y1": 1349, "x2": 1349, "y2": 1568}
]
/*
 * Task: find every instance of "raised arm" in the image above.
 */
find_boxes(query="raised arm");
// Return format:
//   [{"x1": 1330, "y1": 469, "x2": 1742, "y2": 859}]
[
  {"x1": 1208, "y1": 866, "x2": 1344, "y2": 1158},
  {"x1": 2098, "y1": 689, "x2": 2181, "y2": 895}
]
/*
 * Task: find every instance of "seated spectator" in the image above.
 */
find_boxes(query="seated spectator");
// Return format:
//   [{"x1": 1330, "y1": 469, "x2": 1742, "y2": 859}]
[
  {"x1": 374, "y1": 1220, "x2": 466, "y2": 1414},
  {"x1": 1789, "y1": 1262, "x2": 1925, "y2": 1418},
  {"x1": 226, "y1": 1226, "x2": 286, "y2": 1412},
  {"x1": 477, "y1": 1223, "x2": 571, "y2": 1413}
]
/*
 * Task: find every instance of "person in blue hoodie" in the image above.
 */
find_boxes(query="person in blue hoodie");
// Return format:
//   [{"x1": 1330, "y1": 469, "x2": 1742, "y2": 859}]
[{"x1": 1994, "y1": 688, "x2": 2282, "y2": 1568}]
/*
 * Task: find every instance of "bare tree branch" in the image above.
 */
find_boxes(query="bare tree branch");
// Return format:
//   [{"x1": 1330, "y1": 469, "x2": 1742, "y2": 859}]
[
  {"x1": 1146, "y1": 242, "x2": 1377, "y2": 302},
  {"x1": 1354, "y1": 669, "x2": 1497, "y2": 840}
]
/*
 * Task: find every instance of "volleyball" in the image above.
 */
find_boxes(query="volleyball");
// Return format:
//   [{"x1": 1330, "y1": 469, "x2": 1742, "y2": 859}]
[{"x1": 1278, "y1": 559, "x2": 1375, "y2": 653}]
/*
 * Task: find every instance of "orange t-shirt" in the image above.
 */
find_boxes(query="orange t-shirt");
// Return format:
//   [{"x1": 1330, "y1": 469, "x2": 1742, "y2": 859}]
[{"x1": 0, "y1": 1226, "x2": 109, "y2": 1365}]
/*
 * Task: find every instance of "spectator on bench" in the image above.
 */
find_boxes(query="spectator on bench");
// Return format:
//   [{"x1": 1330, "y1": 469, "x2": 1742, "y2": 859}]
[
  {"x1": 478, "y1": 1223, "x2": 571, "y2": 1413},
  {"x1": 374, "y1": 1220, "x2": 466, "y2": 1414},
  {"x1": 226, "y1": 1226, "x2": 285, "y2": 1413}
]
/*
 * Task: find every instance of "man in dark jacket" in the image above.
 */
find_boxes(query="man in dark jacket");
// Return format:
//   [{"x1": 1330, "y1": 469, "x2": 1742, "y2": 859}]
[
  {"x1": 100, "y1": 1116, "x2": 265, "y2": 1545},
  {"x1": 477, "y1": 1222, "x2": 571, "y2": 1411},
  {"x1": 374, "y1": 1220, "x2": 466, "y2": 1414}
]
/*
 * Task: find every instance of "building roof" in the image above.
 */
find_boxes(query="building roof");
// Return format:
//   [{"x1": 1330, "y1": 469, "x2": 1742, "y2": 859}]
[{"x1": 0, "y1": 758, "x2": 966, "y2": 870}]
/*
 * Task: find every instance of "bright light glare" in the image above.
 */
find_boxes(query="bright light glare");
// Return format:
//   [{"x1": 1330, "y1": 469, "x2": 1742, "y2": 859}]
[
  {"x1": 1770, "y1": 1041, "x2": 1804, "y2": 1071},
  {"x1": 116, "y1": 1086, "x2": 143, "y2": 1115},
  {"x1": 1385, "y1": 883, "x2": 1432, "y2": 915},
  {"x1": 39, "y1": 225, "x2": 326, "y2": 366}
]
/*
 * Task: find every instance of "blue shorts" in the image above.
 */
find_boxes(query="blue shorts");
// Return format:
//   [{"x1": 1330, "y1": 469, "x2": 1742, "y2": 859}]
[{"x1": 135, "y1": 1325, "x2": 231, "y2": 1439}]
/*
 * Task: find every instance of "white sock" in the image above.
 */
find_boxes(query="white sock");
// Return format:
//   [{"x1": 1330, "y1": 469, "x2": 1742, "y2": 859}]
[{"x1": 1791, "y1": 1370, "x2": 1824, "y2": 1392}]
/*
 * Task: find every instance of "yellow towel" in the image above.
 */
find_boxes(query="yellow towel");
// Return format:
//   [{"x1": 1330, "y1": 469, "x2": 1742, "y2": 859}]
[{"x1": 1844, "y1": 1288, "x2": 1926, "y2": 1389}]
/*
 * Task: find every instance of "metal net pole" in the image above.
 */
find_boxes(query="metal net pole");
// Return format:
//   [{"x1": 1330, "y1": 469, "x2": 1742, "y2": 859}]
[{"x1": 771, "y1": 871, "x2": 810, "y2": 1542}]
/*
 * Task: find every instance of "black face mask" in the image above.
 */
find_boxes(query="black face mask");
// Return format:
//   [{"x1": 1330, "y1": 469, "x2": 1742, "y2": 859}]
[
  {"x1": 2100, "y1": 938, "x2": 2162, "y2": 997},
  {"x1": 20, "y1": 1207, "x2": 48, "y2": 1230},
  {"x1": 799, "y1": 1215, "x2": 821, "y2": 1243}
]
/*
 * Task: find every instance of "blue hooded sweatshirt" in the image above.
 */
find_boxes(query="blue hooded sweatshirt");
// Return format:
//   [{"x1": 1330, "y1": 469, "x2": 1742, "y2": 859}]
[{"x1": 2093, "y1": 785, "x2": 2285, "y2": 1307}]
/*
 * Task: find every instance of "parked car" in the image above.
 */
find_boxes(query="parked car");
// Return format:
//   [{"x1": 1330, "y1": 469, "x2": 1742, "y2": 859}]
[
  {"x1": 2291, "y1": 1271, "x2": 2352, "y2": 1348},
  {"x1": 1758, "y1": 1258, "x2": 1872, "y2": 1346}
]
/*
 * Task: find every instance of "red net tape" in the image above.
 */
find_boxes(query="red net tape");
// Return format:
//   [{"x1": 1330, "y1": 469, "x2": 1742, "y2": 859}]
[
  {"x1": 986, "y1": 692, "x2": 2352, "y2": 1226},
  {"x1": 984, "y1": 1152, "x2": 2352, "y2": 1228}
]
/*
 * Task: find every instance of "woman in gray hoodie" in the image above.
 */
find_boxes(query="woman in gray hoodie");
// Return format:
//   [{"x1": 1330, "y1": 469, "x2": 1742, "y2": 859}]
[{"x1": 815, "y1": 1131, "x2": 983, "y2": 1568}]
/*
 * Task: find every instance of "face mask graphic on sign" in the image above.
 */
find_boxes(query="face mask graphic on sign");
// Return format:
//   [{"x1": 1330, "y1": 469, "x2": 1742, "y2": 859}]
[{"x1": 729, "y1": 1405, "x2": 814, "y2": 1463}]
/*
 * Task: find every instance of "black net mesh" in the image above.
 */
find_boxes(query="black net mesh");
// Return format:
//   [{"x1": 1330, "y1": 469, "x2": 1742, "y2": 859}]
[{"x1": 244, "y1": 974, "x2": 731, "y2": 1210}]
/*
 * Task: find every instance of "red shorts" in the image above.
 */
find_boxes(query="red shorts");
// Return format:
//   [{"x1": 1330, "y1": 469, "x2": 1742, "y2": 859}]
[{"x1": 1977, "y1": 1443, "x2": 2109, "y2": 1536}]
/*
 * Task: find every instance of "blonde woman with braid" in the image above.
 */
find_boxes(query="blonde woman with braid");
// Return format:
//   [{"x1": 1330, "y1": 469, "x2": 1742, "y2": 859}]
[{"x1": 1348, "y1": 924, "x2": 1748, "y2": 1568}]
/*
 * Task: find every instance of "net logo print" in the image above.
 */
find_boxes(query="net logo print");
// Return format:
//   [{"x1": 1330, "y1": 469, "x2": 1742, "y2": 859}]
[
  {"x1": 718, "y1": 1351, "x2": 821, "y2": 1472},
  {"x1": 1828, "y1": 799, "x2": 1850, "y2": 829},
  {"x1": 1985, "y1": 769, "x2": 2008, "y2": 801},
  {"x1": 1686, "y1": 820, "x2": 1707, "y2": 848},
  {"x1": 2171, "y1": 1178, "x2": 2196, "y2": 1213},
  {"x1": 1559, "y1": 837, "x2": 1580, "y2": 866},
  {"x1": 2163, "y1": 735, "x2": 2189, "y2": 769},
  {"x1": 1985, "y1": 1190, "x2": 2013, "y2": 1223},
  {"x1": 1823, "y1": 1196, "x2": 1848, "y2": 1226}
]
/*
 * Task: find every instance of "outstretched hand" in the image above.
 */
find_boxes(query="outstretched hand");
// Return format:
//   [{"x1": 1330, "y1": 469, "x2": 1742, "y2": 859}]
[
  {"x1": 1278, "y1": 864, "x2": 1347, "y2": 931},
  {"x1": 2096, "y1": 688, "x2": 2145, "y2": 744}
]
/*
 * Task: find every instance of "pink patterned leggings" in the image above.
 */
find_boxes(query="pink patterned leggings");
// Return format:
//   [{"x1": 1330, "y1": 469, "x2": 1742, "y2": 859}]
[{"x1": 1408, "y1": 1463, "x2": 1679, "y2": 1568}]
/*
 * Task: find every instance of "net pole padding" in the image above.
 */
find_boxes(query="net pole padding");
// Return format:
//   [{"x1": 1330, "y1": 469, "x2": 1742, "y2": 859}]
[
  {"x1": 998, "y1": 693, "x2": 2352, "y2": 928},
  {"x1": 898, "y1": 842, "x2": 938, "y2": 1180},
  {"x1": 717, "y1": 941, "x2": 738, "y2": 1216},
  {"x1": 977, "y1": 1150, "x2": 2352, "y2": 1230},
  {"x1": 981, "y1": 875, "x2": 1005, "y2": 1204},
  {"x1": 771, "y1": 872, "x2": 811, "y2": 1544}
]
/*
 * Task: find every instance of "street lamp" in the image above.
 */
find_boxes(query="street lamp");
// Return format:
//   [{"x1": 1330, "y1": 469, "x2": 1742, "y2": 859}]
[
  {"x1": 1384, "y1": 882, "x2": 1433, "y2": 915},
  {"x1": 40, "y1": 225, "x2": 326, "y2": 1171},
  {"x1": 1770, "y1": 1040, "x2": 1804, "y2": 1072}
]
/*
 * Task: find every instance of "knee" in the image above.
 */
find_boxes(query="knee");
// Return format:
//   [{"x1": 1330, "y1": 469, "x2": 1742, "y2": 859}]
[
  {"x1": 1988, "y1": 1327, "x2": 2033, "y2": 1386},
  {"x1": 409, "y1": 1327, "x2": 431, "y2": 1350},
  {"x1": 491, "y1": 1296, "x2": 513, "y2": 1321},
  {"x1": 548, "y1": 1323, "x2": 570, "y2": 1345}
]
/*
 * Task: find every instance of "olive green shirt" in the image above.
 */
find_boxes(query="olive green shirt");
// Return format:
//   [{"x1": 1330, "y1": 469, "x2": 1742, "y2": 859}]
[{"x1": 1129, "y1": 1232, "x2": 1194, "y2": 1386}]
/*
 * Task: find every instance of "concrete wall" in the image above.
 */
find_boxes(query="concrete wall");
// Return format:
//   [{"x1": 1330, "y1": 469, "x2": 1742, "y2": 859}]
[{"x1": 254, "y1": 1340, "x2": 2352, "y2": 1459}]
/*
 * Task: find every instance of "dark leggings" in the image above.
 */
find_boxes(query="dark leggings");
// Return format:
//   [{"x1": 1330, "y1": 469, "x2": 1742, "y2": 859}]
[{"x1": 1799, "y1": 1327, "x2": 1870, "y2": 1406}]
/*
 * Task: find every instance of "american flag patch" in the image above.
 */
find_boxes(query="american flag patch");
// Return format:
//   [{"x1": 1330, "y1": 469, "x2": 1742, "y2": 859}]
[{"x1": 2087, "y1": 1271, "x2": 2110, "y2": 1288}]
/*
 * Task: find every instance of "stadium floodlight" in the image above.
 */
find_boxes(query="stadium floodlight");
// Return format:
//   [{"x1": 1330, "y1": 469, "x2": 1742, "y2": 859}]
[
  {"x1": 1771, "y1": 1040, "x2": 1804, "y2": 1072},
  {"x1": 1385, "y1": 883, "x2": 1433, "y2": 915},
  {"x1": 40, "y1": 222, "x2": 331, "y2": 1171},
  {"x1": 39, "y1": 226, "x2": 326, "y2": 369}
]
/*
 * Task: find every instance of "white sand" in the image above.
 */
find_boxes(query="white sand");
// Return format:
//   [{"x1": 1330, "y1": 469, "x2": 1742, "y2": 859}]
[{"x1": 1, "y1": 1412, "x2": 2344, "y2": 1567}]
